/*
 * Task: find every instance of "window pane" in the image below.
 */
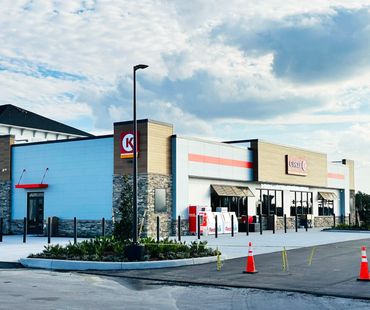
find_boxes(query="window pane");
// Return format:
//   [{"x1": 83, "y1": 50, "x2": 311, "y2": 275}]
[
  {"x1": 290, "y1": 191, "x2": 296, "y2": 216},
  {"x1": 276, "y1": 191, "x2": 283, "y2": 216},
  {"x1": 296, "y1": 192, "x2": 302, "y2": 215},
  {"x1": 154, "y1": 189, "x2": 166, "y2": 212}
]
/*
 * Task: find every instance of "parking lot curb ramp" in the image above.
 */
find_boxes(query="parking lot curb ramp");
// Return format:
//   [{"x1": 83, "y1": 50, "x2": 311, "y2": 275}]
[
  {"x1": 19, "y1": 255, "x2": 219, "y2": 271},
  {"x1": 358, "y1": 246, "x2": 370, "y2": 281},
  {"x1": 0, "y1": 261, "x2": 23, "y2": 269}
]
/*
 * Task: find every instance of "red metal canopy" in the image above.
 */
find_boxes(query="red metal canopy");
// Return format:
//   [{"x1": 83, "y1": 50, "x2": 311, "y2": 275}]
[{"x1": 15, "y1": 184, "x2": 48, "y2": 189}]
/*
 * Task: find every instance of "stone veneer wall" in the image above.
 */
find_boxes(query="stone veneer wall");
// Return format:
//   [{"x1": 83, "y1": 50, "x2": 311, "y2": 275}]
[
  {"x1": 275, "y1": 216, "x2": 347, "y2": 230},
  {"x1": 11, "y1": 219, "x2": 113, "y2": 237},
  {"x1": 57, "y1": 219, "x2": 113, "y2": 237},
  {"x1": 0, "y1": 181, "x2": 11, "y2": 233},
  {"x1": 112, "y1": 173, "x2": 172, "y2": 238},
  {"x1": 171, "y1": 219, "x2": 190, "y2": 236}
]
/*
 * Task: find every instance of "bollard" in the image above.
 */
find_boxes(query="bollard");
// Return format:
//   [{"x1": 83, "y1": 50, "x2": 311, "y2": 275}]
[
  {"x1": 102, "y1": 217, "x2": 105, "y2": 237},
  {"x1": 259, "y1": 214, "x2": 262, "y2": 235},
  {"x1": 0, "y1": 217, "x2": 3, "y2": 242},
  {"x1": 156, "y1": 216, "x2": 160, "y2": 243},
  {"x1": 73, "y1": 217, "x2": 77, "y2": 244},
  {"x1": 23, "y1": 217, "x2": 27, "y2": 243},
  {"x1": 197, "y1": 214, "x2": 201, "y2": 240},
  {"x1": 231, "y1": 214, "x2": 234, "y2": 237},
  {"x1": 349, "y1": 213, "x2": 351, "y2": 226},
  {"x1": 178, "y1": 215, "x2": 181, "y2": 242},
  {"x1": 47, "y1": 217, "x2": 51, "y2": 244},
  {"x1": 333, "y1": 213, "x2": 336, "y2": 227},
  {"x1": 295, "y1": 214, "x2": 298, "y2": 232},
  {"x1": 284, "y1": 214, "x2": 287, "y2": 234},
  {"x1": 272, "y1": 214, "x2": 275, "y2": 234},
  {"x1": 305, "y1": 214, "x2": 308, "y2": 232},
  {"x1": 215, "y1": 215, "x2": 218, "y2": 238}
]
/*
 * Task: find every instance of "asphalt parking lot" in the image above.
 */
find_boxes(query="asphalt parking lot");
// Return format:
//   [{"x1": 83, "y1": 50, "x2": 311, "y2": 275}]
[{"x1": 82, "y1": 238, "x2": 370, "y2": 300}]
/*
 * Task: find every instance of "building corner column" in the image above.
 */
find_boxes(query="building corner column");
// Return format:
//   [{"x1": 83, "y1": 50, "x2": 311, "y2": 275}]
[{"x1": 0, "y1": 135, "x2": 15, "y2": 233}]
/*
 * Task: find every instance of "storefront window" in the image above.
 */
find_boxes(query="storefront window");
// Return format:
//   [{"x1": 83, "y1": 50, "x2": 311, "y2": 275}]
[
  {"x1": 257, "y1": 189, "x2": 283, "y2": 216},
  {"x1": 318, "y1": 199, "x2": 334, "y2": 216},
  {"x1": 210, "y1": 191, "x2": 248, "y2": 218},
  {"x1": 290, "y1": 191, "x2": 313, "y2": 216}
]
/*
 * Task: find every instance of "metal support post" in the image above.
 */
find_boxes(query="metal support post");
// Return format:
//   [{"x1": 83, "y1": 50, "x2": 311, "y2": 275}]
[
  {"x1": 73, "y1": 217, "x2": 77, "y2": 244},
  {"x1": 178, "y1": 215, "x2": 181, "y2": 242},
  {"x1": 102, "y1": 217, "x2": 105, "y2": 237},
  {"x1": 215, "y1": 215, "x2": 218, "y2": 238},
  {"x1": 295, "y1": 214, "x2": 298, "y2": 232},
  {"x1": 156, "y1": 216, "x2": 160, "y2": 243},
  {"x1": 0, "y1": 217, "x2": 3, "y2": 242},
  {"x1": 23, "y1": 217, "x2": 27, "y2": 243},
  {"x1": 259, "y1": 214, "x2": 262, "y2": 235},
  {"x1": 231, "y1": 214, "x2": 234, "y2": 237},
  {"x1": 284, "y1": 214, "x2": 287, "y2": 233},
  {"x1": 47, "y1": 217, "x2": 51, "y2": 244},
  {"x1": 197, "y1": 214, "x2": 201, "y2": 240}
]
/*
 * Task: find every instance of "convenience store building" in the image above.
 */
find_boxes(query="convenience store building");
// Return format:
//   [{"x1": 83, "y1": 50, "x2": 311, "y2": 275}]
[{"x1": 0, "y1": 117, "x2": 355, "y2": 237}]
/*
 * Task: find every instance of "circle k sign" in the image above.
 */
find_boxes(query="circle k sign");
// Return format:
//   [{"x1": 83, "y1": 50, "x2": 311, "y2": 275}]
[{"x1": 120, "y1": 132, "x2": 139, "y2": 158}]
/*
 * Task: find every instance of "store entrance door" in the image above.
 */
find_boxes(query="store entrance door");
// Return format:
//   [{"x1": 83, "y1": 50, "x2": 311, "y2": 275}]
[{"x1": 27, "y1": 192, "x2": 44, "y2": 234}]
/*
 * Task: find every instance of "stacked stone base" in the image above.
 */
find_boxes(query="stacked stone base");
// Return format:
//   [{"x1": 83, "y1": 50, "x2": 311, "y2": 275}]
[
  {"x1": 171, "y1": 219, "x2": 190, "y2": 236},
  {"x1": 10, "y1": 219, "x2": 113, "y2": 238}
]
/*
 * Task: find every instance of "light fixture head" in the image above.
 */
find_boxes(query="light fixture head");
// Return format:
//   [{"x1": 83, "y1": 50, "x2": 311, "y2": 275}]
[{"x1": 134, "y1": 64, "x2": 149, "y2": 71}]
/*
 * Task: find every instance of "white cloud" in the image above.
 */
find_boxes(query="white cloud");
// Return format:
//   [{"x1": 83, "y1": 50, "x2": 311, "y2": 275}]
[{"x1": 1, "y1": 1, "x2": 370, "y2": 191}]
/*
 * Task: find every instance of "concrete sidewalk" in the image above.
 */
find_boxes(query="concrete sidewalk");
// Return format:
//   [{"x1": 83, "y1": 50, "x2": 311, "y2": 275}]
[
  {"x1": 0, "y1": 235, "x2": 85, "y2": 262},
  {"x1": 1, "y1": 228, "x2": 369, "y2": 263}
]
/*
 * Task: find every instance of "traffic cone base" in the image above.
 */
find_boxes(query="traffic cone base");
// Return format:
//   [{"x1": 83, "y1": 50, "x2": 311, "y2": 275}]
[
  {"x1": 243, "y1": 270, "x2": 258, "y2": 274},
  {"x1": 357, "y1": 246, "x2": 370, "y2": 281}
]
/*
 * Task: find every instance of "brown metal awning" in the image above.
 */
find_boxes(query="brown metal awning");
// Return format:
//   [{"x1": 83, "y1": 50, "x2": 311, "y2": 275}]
[
  {"x1": 318, "y1": 192, "x2": 337, "y2": 201},
  {"x1": 211, "y1": 184, "x2": 254, "y2": 197}
]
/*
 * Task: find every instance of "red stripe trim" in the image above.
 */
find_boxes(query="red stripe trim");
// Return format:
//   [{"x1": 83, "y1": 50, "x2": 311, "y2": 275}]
[
  {"x1": 328, "y1": 173, "x2": 345, "y2": 180},
  {"x1": 188, "y1": 153, "x2": 253, "y2": 169}
]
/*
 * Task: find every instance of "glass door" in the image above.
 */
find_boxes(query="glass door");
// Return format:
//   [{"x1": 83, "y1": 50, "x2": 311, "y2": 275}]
[{"x1": 27, "y1": 192, "x2": 44, "y2": 234}]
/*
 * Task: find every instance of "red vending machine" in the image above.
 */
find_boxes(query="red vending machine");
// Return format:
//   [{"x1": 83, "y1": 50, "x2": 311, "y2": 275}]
[
  {"x1": 188, "y1": 206, "x2": 210, "y2": 235},
  {"x1": 188, "y1": 205, "x2": 198, "y2": 234}
]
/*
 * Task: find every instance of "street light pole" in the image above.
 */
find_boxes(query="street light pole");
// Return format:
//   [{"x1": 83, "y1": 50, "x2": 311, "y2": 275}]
[{"x1": 132, "y1": 64, "x2": 148, "y2": 245}]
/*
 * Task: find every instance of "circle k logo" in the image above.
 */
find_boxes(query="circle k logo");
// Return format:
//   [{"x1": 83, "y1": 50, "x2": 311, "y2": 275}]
[{"x1": 122, "y1": 133, "x2": 134, "y2": 152}]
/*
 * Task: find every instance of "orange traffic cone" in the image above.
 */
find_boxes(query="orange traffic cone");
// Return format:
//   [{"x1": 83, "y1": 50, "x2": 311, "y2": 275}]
[
  {"x1": 243, "y1": 242, "x2": 258, "y2": 274},
  {"x1": 358, "y1": 246, "x2": 370, "y2": 281}
]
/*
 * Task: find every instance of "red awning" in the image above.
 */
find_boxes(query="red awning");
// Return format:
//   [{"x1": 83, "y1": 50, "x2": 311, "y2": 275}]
[{"x1": 15, "y1": 184, "x2": 48, "y2": 189}]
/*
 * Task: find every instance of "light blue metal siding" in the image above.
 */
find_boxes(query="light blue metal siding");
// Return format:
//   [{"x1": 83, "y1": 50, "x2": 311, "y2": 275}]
[{"x1": 12, "y1": 137, "x2": 113, "y2": 220}]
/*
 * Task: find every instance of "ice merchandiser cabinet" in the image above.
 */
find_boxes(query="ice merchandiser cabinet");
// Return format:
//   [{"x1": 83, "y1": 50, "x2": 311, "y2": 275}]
[
  {"x1": 188, "y1": 205, "x2": 215, "y2": 235},
  {"x1": 189, "y1": 206, "x2": 237, "y2": 235}
]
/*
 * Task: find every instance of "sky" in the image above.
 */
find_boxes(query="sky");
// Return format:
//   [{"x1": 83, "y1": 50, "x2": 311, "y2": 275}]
[{"x1": 1, "y1": 0, "x2": 370, "y2": 192}]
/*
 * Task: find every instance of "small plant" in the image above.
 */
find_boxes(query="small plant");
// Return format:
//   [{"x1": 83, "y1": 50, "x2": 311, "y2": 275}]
[{"x1": 113, "y1": 175, "x2": 134, "y2": 241}]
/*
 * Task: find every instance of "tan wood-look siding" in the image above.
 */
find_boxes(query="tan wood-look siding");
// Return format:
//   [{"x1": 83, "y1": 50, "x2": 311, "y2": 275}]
[
  {"x1": 114, "y1": 122, "x2": 148, "y2": 175},
  {"x1": 147, "y1": 122, "x2": 173, "y2": 175},
  {"x1": 0, "y1": 135, "x2": 14, "y2": 181},
  {"x1": 345, "y1": 159, "x2": 355, "y2": 190},
  {"x1": 258, "y1": 141, "x2": 327, "y2": 187}
]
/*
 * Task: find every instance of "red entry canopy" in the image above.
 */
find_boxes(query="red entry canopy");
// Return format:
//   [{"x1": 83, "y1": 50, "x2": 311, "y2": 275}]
[{"x1": 15, "y1": 184, "x2": 48, "y2": 189}]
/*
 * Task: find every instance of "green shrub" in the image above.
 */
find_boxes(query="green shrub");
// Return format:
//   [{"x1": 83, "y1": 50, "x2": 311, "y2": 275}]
[{"x1": 29, "y1": 236, "x2": 218, "y2": 262}]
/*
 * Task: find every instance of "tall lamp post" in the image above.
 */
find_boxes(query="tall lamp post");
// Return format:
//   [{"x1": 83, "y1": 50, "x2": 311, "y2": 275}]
[{"x1": 132, "y1": 64, "x2": 148, "y2": 245}]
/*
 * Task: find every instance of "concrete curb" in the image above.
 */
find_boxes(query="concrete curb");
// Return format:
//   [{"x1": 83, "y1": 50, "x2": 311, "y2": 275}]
[{"x1": 19, "y1": 255, "x2": 219, "y2": 271}]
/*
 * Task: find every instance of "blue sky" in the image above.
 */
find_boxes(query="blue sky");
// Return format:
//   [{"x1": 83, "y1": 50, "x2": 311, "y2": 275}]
[{"x1": 1, "y1": 0, "x2": 370, "y2": 192}]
